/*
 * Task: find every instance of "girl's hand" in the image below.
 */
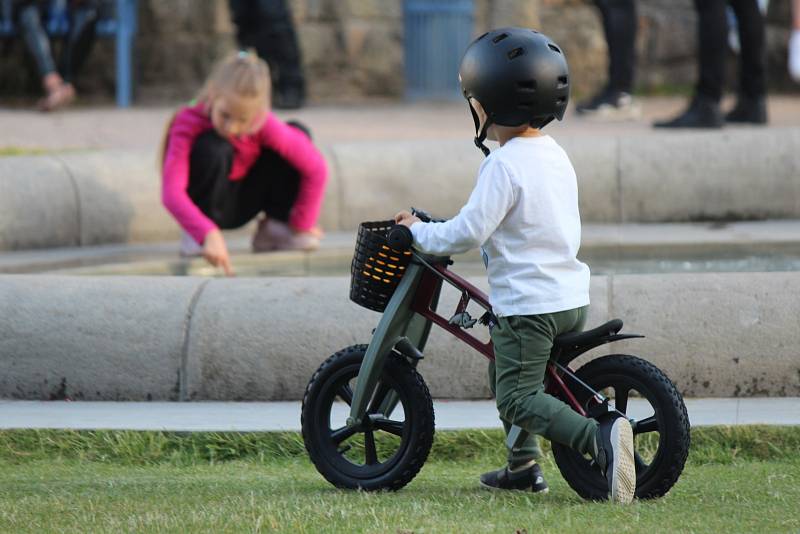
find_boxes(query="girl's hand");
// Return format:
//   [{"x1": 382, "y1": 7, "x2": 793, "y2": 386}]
[
  {"x1": 394, "y1": 211, "x2": 421, "y2": 228},
  {"x1": 203, "y1": 229, "x2": 235, "y2": 276}
]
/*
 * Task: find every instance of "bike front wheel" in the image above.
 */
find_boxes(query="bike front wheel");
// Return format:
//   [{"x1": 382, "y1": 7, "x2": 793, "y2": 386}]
[
  {"x1": 301, "y1": 345, "x2": 435, "y2": 491},
  {"x1": 551, "y1": 354, "x2": 690, "y2": 500}
]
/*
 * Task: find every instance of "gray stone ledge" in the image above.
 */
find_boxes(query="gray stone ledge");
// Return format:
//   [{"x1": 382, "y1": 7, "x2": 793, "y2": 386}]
[
  {"x1": 1, "y1": 272, "x2": 797, "y2": 400},
  {"x1": 1, "y1": 128, "x2": 799, "y2": 251}
]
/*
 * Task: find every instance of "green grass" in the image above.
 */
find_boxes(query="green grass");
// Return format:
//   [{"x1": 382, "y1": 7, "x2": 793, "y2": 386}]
[
  {"x1": 1, "y1": 427, "x2": 798, "y2": 533},
  {"x1": 0, "y1": 147, "x2": 49, "y2": 157}
]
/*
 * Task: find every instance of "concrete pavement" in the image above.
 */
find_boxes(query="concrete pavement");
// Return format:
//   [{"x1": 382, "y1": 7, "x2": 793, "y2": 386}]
[
  {"x1": 2, "y1": 96, "x2": 800, "y2": 151},
  {"x1": 1, "y1": 398, "x2": 798, "y2": 431}
]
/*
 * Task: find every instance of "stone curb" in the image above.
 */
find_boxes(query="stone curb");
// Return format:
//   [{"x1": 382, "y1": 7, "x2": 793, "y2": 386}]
[
  {"x1": 1, "y1": 272, "x2": 798, "y2": 401},
  {"x1": 1, "y1": 127, "x2": 799, "y2": 251}
]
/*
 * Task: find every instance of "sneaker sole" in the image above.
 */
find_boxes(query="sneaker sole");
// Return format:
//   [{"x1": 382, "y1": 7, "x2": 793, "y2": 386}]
[
  {"x1": 479, "y1": 481, "x2": 549, "y2": 494},
  {"x1": 610, "y1": 418, "x2": 636, "y2": 504}
]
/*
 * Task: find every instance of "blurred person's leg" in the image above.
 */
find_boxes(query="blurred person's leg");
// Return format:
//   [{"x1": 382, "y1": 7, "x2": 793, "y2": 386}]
[
  {"x1": 229, "y1": 0, "x2": 305, "y2": 108},
  {"x1": 58, "y1": 0, "x2": 98, "y2": 89},
  {"x1": 654, "y1": 0, "x2": 725, "y2": 128},
  {"x1": 250, "y1": 121, "x2": 319, "y2": 252},
  {"x1": 253, "y1": 0, "x2": 305, "y2": 109},
  {"x1": 725, "y1": 0, "x2": 767, "y2": 123},
  {"x1": 15, "y1": 1, "x2": 69, "y2": 110},
  {"x1": 790, "y1": 0, "x2": 800, "y2": 81},
  {"x1": 577, "y1": 0, "x2": 639, "y2": 118}
]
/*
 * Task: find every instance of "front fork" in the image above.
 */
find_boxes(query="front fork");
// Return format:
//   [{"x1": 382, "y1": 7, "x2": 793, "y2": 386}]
[{"x1": 347, "y1": 262, "x2": 440, "y2": 427}]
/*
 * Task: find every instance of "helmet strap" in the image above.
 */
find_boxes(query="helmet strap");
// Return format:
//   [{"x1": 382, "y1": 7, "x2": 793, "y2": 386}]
[
  {"x1": 467, "y1": 101, "x2": 492, "y2": 157},
  {"x1": 474, "y1": 120, "x2": 491, "y2": 157}
]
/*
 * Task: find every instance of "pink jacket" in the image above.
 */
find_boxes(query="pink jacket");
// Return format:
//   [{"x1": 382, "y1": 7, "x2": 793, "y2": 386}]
[{"x1": 162, "y1": 103, "x2": 328, "y2": 244}]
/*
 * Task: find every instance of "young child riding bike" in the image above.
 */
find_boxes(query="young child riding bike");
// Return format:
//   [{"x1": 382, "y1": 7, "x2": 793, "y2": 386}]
[{"x1": 395, "y1": 28, "x2": 637, "y2": 504}]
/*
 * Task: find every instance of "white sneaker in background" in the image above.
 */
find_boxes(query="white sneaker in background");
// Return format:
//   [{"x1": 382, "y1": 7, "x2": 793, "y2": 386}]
[
  {"x1": 180, "y1": 231, "x2": 204, "y2": 257},
  {"x1": 789, "y1": 30, "x2": 800, "y2": 83},
  {"x1": 576, "y1": 90, "x2": 642, "y2": 121}
]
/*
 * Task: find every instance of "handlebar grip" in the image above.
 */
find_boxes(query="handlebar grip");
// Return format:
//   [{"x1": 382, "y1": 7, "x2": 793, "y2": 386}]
[{"x1": 387, "y1": 225, "x2": 413, "y2": 251}]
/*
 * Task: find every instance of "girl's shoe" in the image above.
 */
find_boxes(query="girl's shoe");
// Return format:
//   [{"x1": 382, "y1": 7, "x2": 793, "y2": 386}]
[
  {"x1": 252, "y1": 219, "x2": 320, "y2": 252},
  {"x1": 180, "y1": 231, "x2": 204, "y2": 257},
  {"x1": 479, "y1": 460, "x2": 549, "y2": 493}
]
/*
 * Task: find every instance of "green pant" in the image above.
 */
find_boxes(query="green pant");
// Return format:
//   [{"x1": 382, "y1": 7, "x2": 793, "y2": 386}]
[{"x1": 489, "y1": 306, "x2": 598, "y2": 467}]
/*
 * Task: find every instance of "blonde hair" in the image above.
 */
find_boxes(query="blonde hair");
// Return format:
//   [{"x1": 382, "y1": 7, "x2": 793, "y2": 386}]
[
  {"x1": 161, "y1": 50, "x2": 271, "y2": 169},
  {"x1": 197, "y1": 49, "x2": 271, "y2": 106}
]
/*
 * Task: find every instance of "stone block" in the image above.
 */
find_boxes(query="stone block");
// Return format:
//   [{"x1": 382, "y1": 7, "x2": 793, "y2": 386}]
[
  {"x1": 0, "y1": 275, "x2": 205, "y2": 400},
  {"x1": 184, "y1": 277, "x2": 379, "y2": 400},
  {"x1": 609, "y1": 272, "x2": 800, "y2": 397},
  {"x1": 619, "y1": 129, "x2": 800, "y2": 222},
  {"x1": 316, "y1": 145, "x2": 341, "y2": 231},
  {"x1": 330, "y1": 139, "x2": 484, "y2": 229},
  {"x1": 56, "y1": 150, "x2": 178, "y2": 245},
  {"x1": 0, "y1": 156, "x2": 79, "y2": 251},
  {"x1": 487, "y1": 0, "x2": 540, "y2": 28},
  {"x1": 558, "y1": 136, "x2": 620, "y2": 222}
]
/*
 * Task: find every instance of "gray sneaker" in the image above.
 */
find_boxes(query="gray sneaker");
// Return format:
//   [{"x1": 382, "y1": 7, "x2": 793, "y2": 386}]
[
  {"x1": 594, "y1": 413, "x2": 636, "y2": 504},
  {"x1": 252, "y1": 218, "x2": 320, "y2": 252}
]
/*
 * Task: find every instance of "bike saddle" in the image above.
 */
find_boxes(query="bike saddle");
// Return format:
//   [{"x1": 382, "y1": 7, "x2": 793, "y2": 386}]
[{"x1": 553, "y1": 319, "x2": 623, "y2": 348}]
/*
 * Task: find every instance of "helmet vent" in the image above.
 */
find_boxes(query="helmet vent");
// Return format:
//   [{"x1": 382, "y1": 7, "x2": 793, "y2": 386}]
[
  {"x1": 548, "y1": 43, "x2": 562, "y2": 53},
  {"x1": 477, "y1": 32, "x2": 489, "y2": 41},
  {"x1": 507, "y1": 47, "x2": 524, "y2": 60},
  {"x1": 518, "y1": 100, "x2": 537, "y2": 109},
  {"x1": 517, "y1": 80, "x2": 537, "y2": 91},
  {"x1": 557, "y1": 75, "x2": 569, "y2": 88},
  {"x1": 556, "y1": 96, "x2": 567, "y2": 104},
  {"x1": 492, "y1": 33, "x2": 509, "y2": 44}
]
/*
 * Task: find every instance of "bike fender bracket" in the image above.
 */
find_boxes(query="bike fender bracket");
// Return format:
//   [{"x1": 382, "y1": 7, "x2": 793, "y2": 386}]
[{"x1": 395, "y1": 337, "x2": 424, "y2": 360}]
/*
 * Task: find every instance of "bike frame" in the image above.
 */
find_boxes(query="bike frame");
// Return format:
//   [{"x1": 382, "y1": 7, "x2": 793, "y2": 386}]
[{"x1": 347, "y1": 252, "x2": 588, "y2": 429}]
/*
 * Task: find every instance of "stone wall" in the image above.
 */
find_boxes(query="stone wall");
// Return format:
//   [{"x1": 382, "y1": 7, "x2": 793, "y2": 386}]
[{"x1": 0, "y1": 0, "x2": 795, "y2": 103}]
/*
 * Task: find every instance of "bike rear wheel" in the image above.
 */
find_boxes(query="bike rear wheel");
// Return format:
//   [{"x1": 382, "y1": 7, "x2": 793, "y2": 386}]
[
  {"x1": 551, "y1": 354, "x2": 690, "y2": 500},
  {"x1": 301, "y1": 345, "x2": 435, "y2": 491}
]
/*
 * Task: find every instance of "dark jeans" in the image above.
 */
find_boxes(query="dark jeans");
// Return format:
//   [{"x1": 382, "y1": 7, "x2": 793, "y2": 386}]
[
  {"x1": 594, "y1": 0, "x2": 637, "y2": 94},
  {"x1": 229, "y1": 0, "x2": 305, "y2": 96},
  {"x1": 695, "y1": 0, "x2": 766, "y2": 101},
  {"x1": 16, "y1": 0, "x2": 98, "y2": 82},
  {"x1": 187, "y1": 130, "x2": 300, "y2": 230}
]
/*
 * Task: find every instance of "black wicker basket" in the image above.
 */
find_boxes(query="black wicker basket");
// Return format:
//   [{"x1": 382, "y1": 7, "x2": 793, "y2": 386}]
[{"x1": 349, "y1": 220, "x2": 413, "y2": 312}]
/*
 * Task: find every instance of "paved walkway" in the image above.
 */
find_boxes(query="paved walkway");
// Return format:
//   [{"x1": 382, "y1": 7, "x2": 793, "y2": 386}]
[
  {"x1": 1, "y1": 96, "x2": 799, "y2": 152},
  {"x1": 1, "y1": 398, "x2": 798, "y2": 431}
]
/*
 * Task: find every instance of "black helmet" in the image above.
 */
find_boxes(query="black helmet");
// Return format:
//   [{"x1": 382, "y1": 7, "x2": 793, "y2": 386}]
[{"x1": 459, "y1": 27, "x2": 570, "y2": 155}]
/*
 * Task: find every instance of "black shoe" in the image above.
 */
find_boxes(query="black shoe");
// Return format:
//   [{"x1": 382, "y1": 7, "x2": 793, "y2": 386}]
[
  {"x1": 725, "y1": 96, "x2": 767, "y2": 124},
  {"x1": 594, "y1": 412, "x2": 636, "y2": 504},
  {"x1": 653, "y1": 95, "x2": 723, "y2": 129},
  {"x1": 479, "y1": 461, "x2": 549, "y2": 493}
]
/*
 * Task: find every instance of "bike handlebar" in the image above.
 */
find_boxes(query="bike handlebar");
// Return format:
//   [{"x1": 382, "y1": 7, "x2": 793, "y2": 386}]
[
  {"x1": 387, "y1": 207, "x2": 448, "y2": 251},
  {"x1": 387, "y1": 224, "x2": 413, "y2": 251}
]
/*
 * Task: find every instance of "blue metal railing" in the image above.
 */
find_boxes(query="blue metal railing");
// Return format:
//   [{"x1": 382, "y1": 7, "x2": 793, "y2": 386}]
[
  {"x1": 403, "y1": 0, "x2": 474, "y2": 100},
  {"x1": 0, "y1": 0, "x2": 138, "y2": 107}
]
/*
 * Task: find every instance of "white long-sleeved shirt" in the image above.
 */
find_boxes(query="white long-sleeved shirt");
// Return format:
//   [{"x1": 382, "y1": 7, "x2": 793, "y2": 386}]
[{"x1": 410, "y1": 135, "x2": 590, "y2": 317}]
